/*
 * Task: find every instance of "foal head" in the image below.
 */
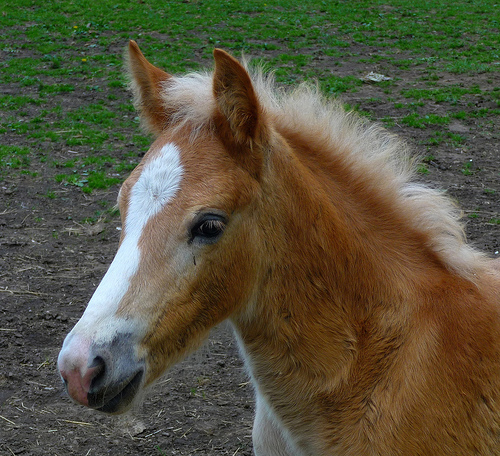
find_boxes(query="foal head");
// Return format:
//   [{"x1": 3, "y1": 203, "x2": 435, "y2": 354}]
[{"x1": 57, "y1": 42, "x2": 269, "y2": 413}]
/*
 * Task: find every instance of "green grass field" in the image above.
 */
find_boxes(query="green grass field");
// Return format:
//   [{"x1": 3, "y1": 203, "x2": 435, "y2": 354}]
[
  {"x1": 1, "y1": 0, "x2": 498, "y2": 195},
  {"x1": 0, "y1": 0, "x2": 500, "y2": 196}
]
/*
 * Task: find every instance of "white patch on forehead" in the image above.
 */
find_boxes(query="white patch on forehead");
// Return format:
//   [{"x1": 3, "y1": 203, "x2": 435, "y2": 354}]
[
  {"x1": 126, "y1": 142, "x2": 183, "y2": 237},
  {"x1": 65, "y1": 143, "x2": 183, "y2": 342}
]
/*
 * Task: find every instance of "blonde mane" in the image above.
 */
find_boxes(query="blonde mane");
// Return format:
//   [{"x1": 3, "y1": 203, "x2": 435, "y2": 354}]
[{"x1": 155, "y1": 63, "x2": 486, "y2": 281}]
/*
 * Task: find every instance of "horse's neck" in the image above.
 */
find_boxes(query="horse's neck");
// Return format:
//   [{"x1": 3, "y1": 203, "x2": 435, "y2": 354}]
[
  {"x1": 231, "y1": 132, "x2": 447, "y2": 398},
  {"x1": 230, "y1": 130, "x2": 500, "y2": 453}
]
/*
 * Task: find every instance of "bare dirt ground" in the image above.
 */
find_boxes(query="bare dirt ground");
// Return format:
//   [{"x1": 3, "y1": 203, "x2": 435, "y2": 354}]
[{"x1": 1, "y1": 40, "x2": 499, "y2": 455}]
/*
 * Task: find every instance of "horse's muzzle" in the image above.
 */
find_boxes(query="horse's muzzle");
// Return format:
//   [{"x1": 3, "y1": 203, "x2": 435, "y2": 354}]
[{"x1": 57, "y1": 333, "x2": 145, "y2": 414}]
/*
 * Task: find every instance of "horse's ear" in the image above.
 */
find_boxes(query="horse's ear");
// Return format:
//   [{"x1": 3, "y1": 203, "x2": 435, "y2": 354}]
[
  {"x1": 213, "y1": 49, "x2": 266, "y2": 158},
  {"x1": 126, "y1": 40, "x2": 172, "y2": 136}
]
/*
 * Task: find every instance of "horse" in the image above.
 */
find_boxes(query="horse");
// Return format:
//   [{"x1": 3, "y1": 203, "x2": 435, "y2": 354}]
[{"x1": 57, "y1": 40, "x2": 500, "y2": 455}]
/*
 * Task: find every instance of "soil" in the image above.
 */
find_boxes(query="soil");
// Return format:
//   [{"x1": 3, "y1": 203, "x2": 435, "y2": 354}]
[{"x1": 0, "y1": 38, "x2": 499, "y2": 455}]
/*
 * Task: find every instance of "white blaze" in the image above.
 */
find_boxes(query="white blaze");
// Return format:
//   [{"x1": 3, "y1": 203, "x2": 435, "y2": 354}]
[{"x1": 66, "y1": 143, "x2": 183, "y2": 340}]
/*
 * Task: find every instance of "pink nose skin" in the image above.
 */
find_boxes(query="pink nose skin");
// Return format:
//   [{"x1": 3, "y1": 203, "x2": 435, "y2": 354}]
[
  {"x1": 58, "y1": 335, "x2": 96, "y2": 406},
  {"x1": 60, "y1": 364, "x2": 102, "y2": 406}
]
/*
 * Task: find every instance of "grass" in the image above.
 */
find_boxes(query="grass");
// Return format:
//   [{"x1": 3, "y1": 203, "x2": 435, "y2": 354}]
[
  {"x1": 0, "y1": 0, "x2": 499, "y2": 195},
  {"x1": 0, "y1": 145, "x2": 31, "y2": 172},
  {"x1": 402, "y1": 113, "x2": 450, "y2": 129},
  {"x1": 461, "y1": 161, "x2": 476, "y2": 176},
  {"x1": 401, "y1": 86, "x2": 483, "y2": 104}
]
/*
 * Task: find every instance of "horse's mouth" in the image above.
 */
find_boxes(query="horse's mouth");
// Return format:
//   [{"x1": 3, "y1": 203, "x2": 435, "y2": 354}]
[{"x1": 88, "y1": 370, "x2": 144, "y2": 414}]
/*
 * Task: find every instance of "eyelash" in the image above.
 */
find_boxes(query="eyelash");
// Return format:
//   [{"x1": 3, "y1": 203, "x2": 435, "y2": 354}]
[{"x1": 189, "y1": 214, "x2": 227, "y2": 244}]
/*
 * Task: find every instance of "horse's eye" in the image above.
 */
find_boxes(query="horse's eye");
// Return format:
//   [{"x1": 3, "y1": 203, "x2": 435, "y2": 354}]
[
  {"x1": 190, "y1": 214, "x2": 226, "y2": 244},
  {"x1": 195, "y1": 219, "x2": 225, "y2": 238}
]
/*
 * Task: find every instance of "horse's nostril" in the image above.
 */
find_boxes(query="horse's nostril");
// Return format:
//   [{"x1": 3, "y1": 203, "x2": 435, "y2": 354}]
[
  {"x1": 88, "y1": 356, "x2": 106, "y2": 389},
  {"x1": 89, "y1": 355, "x2": 105, "y2": 373}
]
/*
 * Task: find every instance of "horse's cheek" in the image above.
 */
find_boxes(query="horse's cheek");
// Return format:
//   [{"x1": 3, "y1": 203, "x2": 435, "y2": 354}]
[{"x1": 140, "y1": 237, "x2": 256, "y2": 382}]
